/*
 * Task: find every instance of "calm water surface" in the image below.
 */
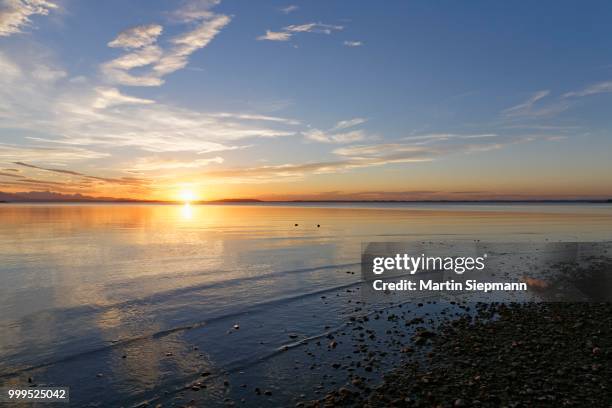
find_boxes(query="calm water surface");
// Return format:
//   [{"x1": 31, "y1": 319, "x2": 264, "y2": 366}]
[{"x1": 1, "y1": 203, "x2": 611, "y2": 406}]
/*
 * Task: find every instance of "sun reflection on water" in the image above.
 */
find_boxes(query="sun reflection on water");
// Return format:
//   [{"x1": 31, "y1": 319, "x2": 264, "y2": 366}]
[{"x1": 180, "y1": 203, "x2": 193, "y2": 220}]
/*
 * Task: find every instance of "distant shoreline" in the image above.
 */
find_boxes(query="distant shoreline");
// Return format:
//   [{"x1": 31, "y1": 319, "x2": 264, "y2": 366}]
[{"x1": 1, "y1": 199, "x2": 612, "y2": 204}]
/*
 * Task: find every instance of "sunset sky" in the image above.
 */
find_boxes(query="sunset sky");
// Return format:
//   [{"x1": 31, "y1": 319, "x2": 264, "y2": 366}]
[{"x1": 1, "y1": 0, "x2": 611, "y2": 201}]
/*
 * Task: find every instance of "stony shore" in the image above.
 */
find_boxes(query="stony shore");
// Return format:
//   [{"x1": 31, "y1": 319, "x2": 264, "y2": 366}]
[{"x1": 306, "y1": 302, "x2": 612, "y2": 407}]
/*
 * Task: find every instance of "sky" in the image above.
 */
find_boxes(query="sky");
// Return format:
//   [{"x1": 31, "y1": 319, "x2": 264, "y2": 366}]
[{"x1": 0, "y1": 0, "x2": 611, "y2": 201}]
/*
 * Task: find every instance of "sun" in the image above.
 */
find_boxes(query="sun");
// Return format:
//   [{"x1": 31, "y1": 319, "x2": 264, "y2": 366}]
[{"x1": 178, "y1": 189, "x2": 196, "y2": 203}]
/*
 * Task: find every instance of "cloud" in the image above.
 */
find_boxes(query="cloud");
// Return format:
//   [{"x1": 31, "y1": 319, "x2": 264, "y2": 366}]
[
  {"x1": 0, "y1": 143, "x2": 108, "y2": 163},
  {"x1": 285, "y1": 23, "x2": 343, "y2": 34},
  {"x1": 108, "y1": 24, "x2": 163, "y2": 49},
  {"x1": 129, "y1": 156, "x2": 224, "y2": 172},
  {"x1": 202, "y1": 154, "x2": 433, "y2": 184},
  {"x1": 31, "y1": 65, "x2": 66, "y2": 82},
  {"x1": 209, "y1": 112, "x2": 300, "y2": 125},
  {"x1": 101, "y1": 45, "x2": 165, "y2": 86},
  {"x1": 304, "y1": 129, "x2": 367, "y2": 144},
  {"x1": 333, "y1": 117, "x2": 366, "y2": 130},
  {"x1": 0, "y1": 0, "x2": 56, "y2": 37},
  {"x1": 502, "y1": 90, "x2": 550, "y2": 116},
  {"x1": 0, "y1": 49, "x2": 22, "y2": 77},
  {"x1": 101, "y1": 1, "x2": 231, "y2": 86},
  {"x1": 13, "y1": 161, "x2": 145, "y2": 185},
  {"x1": 343, "y1": 40, "x2": 362, "y2": 47},
  {"x1": 305, "y1": 118, "x2": 369, "y2": 144},
  {"x1": 91, "y1": 87, "x2": 155, "y2": 109},
  {"x1": 0, "y1": 47, "x2": 298, "y2": 160},
  {"x1": 172, "y1": 0, "x2": 221, "y2": 22},
  {"x1": 209, "y1": 132, "x2": 561, "y2": 184},
  {"x1": 280, "y1": 5, "x2": 298, "y2": 14},
  {"x1": 401, "y1": 133, "x2": 497, "y2": 144},
  {"x1": 257, "y1": 22, "x2": 343, "y2": 42},
  {"x1": 257, "y1": 30, "x2": 291, "y2": 41},
  {"x1": 333, "y1": 143, "x2": 430, "y2": 160},
  {"x1": 0, "y1": 170, "x2": 24, "y2": 178},
  {"x1": 28, "y1": 96, "x2": 296, "y2": 153},
  {"x1": 563, "y1": 81, "x2": 612, "y2": 98},
  {"x1": 153, "y1": 14, "x2": 230, "y2": 77},
  {"x1": 501, "y1": 90, "x2": 571, "y2": 119}
]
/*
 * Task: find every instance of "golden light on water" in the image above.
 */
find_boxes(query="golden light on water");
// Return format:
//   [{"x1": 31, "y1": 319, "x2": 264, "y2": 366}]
[{"x1": 180, "y1": 203, "x2": 193, "y2": 220}]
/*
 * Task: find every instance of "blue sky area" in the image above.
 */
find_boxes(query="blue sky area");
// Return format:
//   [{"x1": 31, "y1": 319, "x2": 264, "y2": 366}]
[{"x1": 1, "y1": 0, "x2": 611, "y2": 200}]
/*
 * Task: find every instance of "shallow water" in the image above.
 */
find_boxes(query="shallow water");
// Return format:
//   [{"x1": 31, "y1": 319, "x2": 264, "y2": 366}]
[{"x1": 1, "y1": 203, "x2": 611, "y2": 406}]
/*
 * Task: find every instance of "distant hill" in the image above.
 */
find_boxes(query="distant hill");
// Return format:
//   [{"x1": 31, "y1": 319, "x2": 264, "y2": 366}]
[
  {"x1": 0, "y1": 191, "x2": 27, "y2": 201},
  {"x1": 0, "y1": 191, "x2": 160, "y2": 203},
  {"x1": 207, "y1": 198, "x2": 263, "y2": 203},
  {"x1": 0, "y1": 191, "x2": 264, "y2": 203}
]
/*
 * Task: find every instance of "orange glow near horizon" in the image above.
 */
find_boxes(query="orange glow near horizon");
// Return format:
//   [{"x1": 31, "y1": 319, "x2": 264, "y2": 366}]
[{"x1": 1, "y1": 170, "x2": 612, "y2": 202}]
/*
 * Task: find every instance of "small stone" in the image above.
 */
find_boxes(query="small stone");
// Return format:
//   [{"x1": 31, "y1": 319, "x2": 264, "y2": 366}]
[{"x1": 454, "y1": 399, "x2": 466, "y2": 407}]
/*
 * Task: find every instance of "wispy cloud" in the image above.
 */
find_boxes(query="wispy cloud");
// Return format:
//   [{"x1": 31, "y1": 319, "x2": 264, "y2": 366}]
[
  {"x1": 502, "y1": 90, "x2": 550, "y2": 116},
  {"x1": 0, "y1": 50, "x2": 299, "y2": 159},
  {"x1": 257, "y1": 22, "x2": 343, "y2": 42},
  {"x1": 0, "y1": 0, "x2": 56, "y2": 37},
  {"x1": 154, "y1": 13, "x2": 230, "y2": 77},
  {"x1": 0, "y1": 170, "x2": 24, "y2": 178},
  {"x1": 13, "y1": 161, "x2": 146, "y2": 185},
  {"x1": 108, "y1": 24, "x2": 163, "y2": 49},
  {"x1": 29, "y1": 96, "x2": 296, "y2": 152},
  {"x1": 209, "y1": 112, "x2": 300, "y2": 125},
  {"x1": 304, "y1": 129, "x2": 367, "y2": 144},
  {"x1": 343, "y1": 40, "x2": 362, "y2": 47},
  {"x1": 563, "y1": 81, "x2": 612, "y2": 97},
  {"x1": 204, "y1": 133, "x2": 558, "y2": 184},
  {"x1": 280, "y1": 5, "x2": 298, "y2": 14},
  {"x1": 257, "y1": 30, "x2": 291, "y2": 41},
  {"x1": 102, "y1": 1, "x2": 230, "y2": 86},
  {"x1": 0, "y1": 143, "x2": 108, "y2": 163},
  {"x1": 332, "y1": 117, "x2": 366, "y2": 130},
  {"x1": 305, "y1": 118, "x2": 370, "y2": 144},
  {"x1": 1, "y1": 160, "x2": 152, "y2": 197},
  {"x1": 285, "y1": 23, "x2": 343, "y2": 34},
  {"x1": 129, "y1": 156, "x2": 224, "y2": 172},
  {"x1": 91, "y1": 87, "x2": 155, "y2": 109},
  {"x1": 172, "y1": 0, "x2": 221, "y2": 22},
  {"x1": 501, "y1": 89, "x2": 571, "y2": 119},
  {"x1": 401, "y1": 133, "x2": 497, "y2": 145}
]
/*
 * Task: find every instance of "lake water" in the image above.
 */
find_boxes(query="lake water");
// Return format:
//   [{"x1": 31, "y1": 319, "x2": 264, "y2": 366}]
[{"x1": 1, "y1": 203, "x2": 611, "y2": 406}]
